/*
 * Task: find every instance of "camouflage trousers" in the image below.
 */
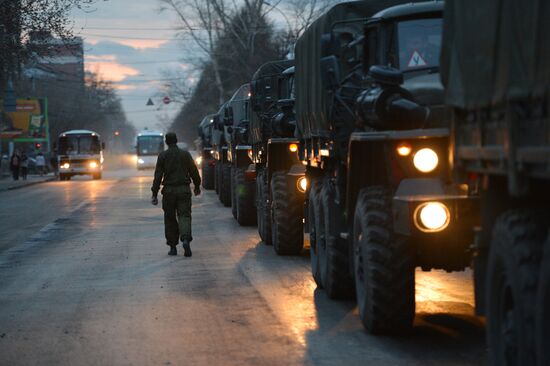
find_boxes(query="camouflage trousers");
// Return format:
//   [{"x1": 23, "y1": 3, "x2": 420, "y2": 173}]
[{"x1": 162, "y1": 185, "x2": 192, "y2": 246}]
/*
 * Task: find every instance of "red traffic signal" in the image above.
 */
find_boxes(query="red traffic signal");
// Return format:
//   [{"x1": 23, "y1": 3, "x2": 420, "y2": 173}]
[{"x1": 35, "y1": 142, "x2": 41, "y2": 149}]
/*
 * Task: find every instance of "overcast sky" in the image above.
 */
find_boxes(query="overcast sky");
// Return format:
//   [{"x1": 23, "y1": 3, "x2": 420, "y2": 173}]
[{"x1": 71, "y1": 0, "x2": 194, "y2": 133}]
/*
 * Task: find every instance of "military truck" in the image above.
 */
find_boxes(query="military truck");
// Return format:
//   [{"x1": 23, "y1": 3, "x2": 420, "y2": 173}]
[
  {"x1": 441, "y1": 0, "x2": 550, "y2": 364},
  {"x1": 222, "y1": 84, "x2": 257, "y2": 226},
  {"x1": 249, "y1": 59, "x2": 307, "y2": 255},
  {"x1": 197, "y1": 114, "x2": 216, "y2": 190},
  {"x1": 211, "y1": 102, "x2": 232, "y2": 206},
  {"x1": 296, "y1": 0, "x2": 478, "y2": 333}
]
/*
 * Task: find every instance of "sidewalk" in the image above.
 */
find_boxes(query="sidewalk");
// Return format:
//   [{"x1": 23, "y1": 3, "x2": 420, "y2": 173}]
[{"x1": 0, "y1": 173, "x2": 56, "y2": 192}]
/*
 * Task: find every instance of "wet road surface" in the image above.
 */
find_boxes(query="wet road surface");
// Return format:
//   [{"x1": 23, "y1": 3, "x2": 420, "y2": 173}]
[{"x1": 0, "y1": 169, "x2": 487, "y2": 365}]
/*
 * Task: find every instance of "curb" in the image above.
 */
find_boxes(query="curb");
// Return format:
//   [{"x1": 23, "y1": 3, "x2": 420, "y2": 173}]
[{"x1": 2, "y1": 177, "x2": 57, "y2": 192}]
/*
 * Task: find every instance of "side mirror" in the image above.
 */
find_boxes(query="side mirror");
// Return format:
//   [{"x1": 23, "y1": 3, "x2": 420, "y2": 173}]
[{"x1": 320, "y1": 55, "x2": 341, "y2": 90}]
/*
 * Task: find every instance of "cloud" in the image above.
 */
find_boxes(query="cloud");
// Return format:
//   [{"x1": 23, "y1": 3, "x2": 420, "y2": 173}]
[{"x1": 85, "y1": 60, "x2": 140, "y2": 82}]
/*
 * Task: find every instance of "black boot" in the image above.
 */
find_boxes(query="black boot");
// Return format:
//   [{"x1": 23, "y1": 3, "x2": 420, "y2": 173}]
[
  {"x1": 182, "y1": 240, "x2": 192, "y2": 257},
  {"x1": 168, "y1": 246, "x2": 177, "y2": 256}
]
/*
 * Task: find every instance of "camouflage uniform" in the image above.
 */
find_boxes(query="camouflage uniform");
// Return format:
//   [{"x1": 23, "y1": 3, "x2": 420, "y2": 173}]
[{"x1": 152, "y1": 144, "x2": 201, "y2": 246}]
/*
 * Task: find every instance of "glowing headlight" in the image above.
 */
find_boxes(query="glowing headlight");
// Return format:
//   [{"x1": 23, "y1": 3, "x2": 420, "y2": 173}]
[
  {"x1": 89, "y1": 161, "x2": 98, "y2": 169},
  {"x1": 396, "y1": 143, "x2": 412, "y2": 156},
  {"x1": 61, "y1": 163, "x2": 70, "y2": 169},
  {"x1": 138, "y1": 158, "x2": 145, "y2": 164},
  {"x1": 413, "y1": 148, "x2": 439, "y2": 173},
  {"x1": 414, "y1": 202, "x2": 450, "y2": 232},
  {"x1": 247, "y1": 149, "x2": 253, "y2": 161},
  {"x1": 297, "y1": 176, "x2": 308, "y2": 193},
  {"x1": 195, "y1": 156, "x2": 203, "y2": 165},
  {"x1": 289, "y1": 143, "x2": 298, "y2": 153}
]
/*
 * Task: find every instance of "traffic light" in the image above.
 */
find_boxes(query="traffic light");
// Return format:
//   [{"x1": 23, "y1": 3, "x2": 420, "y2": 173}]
[{"x1": 35, "y1": 142, "x2": 41, "y2": 150}]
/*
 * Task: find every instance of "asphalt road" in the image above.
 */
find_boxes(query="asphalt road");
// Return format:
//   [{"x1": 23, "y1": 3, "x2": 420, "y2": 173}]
[{"x1": 0, "y1": 168, "x2": 487, "y2": 365}]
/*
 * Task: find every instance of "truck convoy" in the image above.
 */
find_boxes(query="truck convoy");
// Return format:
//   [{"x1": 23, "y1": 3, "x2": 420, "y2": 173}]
[
  {"x1": 135, "y1": 130, "x2": 164, "y2": 170},
  {"x1": 57, "y1": 129, "x2": 104, "y2": 180},
  {"x1": 197, "y1": 0, "x2": 549, "y2": 364}
]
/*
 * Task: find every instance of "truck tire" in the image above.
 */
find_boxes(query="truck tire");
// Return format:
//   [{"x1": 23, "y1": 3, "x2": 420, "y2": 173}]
[
  {"x1": 219, "y1": 163, "x2": 231, "y2": 207},
  {"x1": 309, "y1": 178, "x2": 324, "y2": 288},
  {"x1": 353, "y1": 186, "x2": 415, "y2": 334},
  {"x1": 270, "y1": 171, "x2": 303, "y2": 255},
  {"x1": 320, "y1": 178, "x2": 355, "y2": 299},
  {"x1": 201, "y1": 160, "x2": 215, "y2": 190},
  {"x1": 231, "y1": 166, "x2": 238, "y2": 219},
  {"x1": 215, "y1": 161, "x2": 221, "y2": 194},
  {"x1": 536, "y1": 239, "x2": 550, "y2": 366},
  {"x1": 486, "y1": 210, "x2": 548, "y2": 366},
  {"x1": 256, "y1": 169, "x2": 272, "y2": 245},
  {"x1": 234, "y1": 167, "x2": 257, "y2": 226}
]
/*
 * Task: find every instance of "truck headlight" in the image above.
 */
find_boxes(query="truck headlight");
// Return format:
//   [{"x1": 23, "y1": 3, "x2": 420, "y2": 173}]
[
  {"x1": 297, "y1": 176, "x2": 307, "y2": 193},
  {"x1": 138, "y1": 158, "x2": 145, "y2": 164},
  {"x1": 414, "y1": 202, "x2": 450, "y2": 232},
  {"x1": 61, "y1": 163, "x2": 70, "y2": 169},
  {"x1": 289, "y1": 143, "x2": 298, "y2": 153},
  {"x1": 89, "y1": 161, "x2": 98, "y2": 169},
  {"x1": 413, "y1": 148, "x2": 439, "y2": 173},
  {"x1": 195, "y1": 156, "x2": 202, "y2": 165}
]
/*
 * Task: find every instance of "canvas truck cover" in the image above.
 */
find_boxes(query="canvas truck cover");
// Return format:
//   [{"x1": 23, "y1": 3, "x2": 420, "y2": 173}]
[
  {"x1": 225, "y1": 83, "x2": 250, "y2": 145},
  {"x1": 441, "y1": 0, "x2": 550, "y2": 109},
  {"x1": 249, "y1": 59, "x2": 294, "y2": 145},
  {"x1": 294, "y1": 0, "x2": 406, "y2": 140}
]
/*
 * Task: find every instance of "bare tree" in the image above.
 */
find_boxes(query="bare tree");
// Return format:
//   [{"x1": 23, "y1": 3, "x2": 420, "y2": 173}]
[
  {"x1": 0, "y1": 0, "x2": 98, "y2": 88},
  {"x1": 159, "y1": 0, "x2": 226, "y2": 104}
]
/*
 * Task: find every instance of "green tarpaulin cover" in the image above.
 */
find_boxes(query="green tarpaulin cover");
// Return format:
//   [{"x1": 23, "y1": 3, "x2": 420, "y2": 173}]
[{"x1": 441, "y1": 0, "x2": 550, "y2": 109}]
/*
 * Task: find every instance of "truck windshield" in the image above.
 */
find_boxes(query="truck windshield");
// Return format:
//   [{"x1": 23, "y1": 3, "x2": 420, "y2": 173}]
[
  {"x1": 396, "y1": 18, "x2": 442, "y2": 71},
  {"x1": 137, "y1": 136, "x2": 164, "y2": 156},
  {"x1": 59, "y1": 135, "x2": 100, "y2": 155}
]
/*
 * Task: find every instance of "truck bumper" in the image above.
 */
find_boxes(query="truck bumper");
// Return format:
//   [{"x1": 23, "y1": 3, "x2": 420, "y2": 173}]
[{"x1": 393, "y1": 178, "x2": 480, "y2": 271}]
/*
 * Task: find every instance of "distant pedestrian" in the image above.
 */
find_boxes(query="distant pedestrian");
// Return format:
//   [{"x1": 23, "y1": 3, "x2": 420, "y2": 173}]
[
  {"x1": 20, "y1": 152, "x2": 29, "y2": 180},
  {"x1": 151, "y1": 132, "x2": 201, "y2": 257},
  {"x1": 36, "y1": 152, "x2": 46, "y2": 176},
  {"x1": 9, "y1": 149, "x2": 21, "y2": 181}
]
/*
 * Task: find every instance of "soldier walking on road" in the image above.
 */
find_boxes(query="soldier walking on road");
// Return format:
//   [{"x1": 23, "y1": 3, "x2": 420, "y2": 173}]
[{"x1": 151, "y1": 132, "x2": 201, "y2": 257}]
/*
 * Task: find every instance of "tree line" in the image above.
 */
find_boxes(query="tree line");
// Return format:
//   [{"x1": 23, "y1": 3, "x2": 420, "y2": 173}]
[{"x1": 161, "y1": 0, "x2": 332, "y2": 145}]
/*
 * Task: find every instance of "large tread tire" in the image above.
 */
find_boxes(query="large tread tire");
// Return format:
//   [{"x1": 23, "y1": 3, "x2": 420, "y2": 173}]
[
  {"x1": 219, "y1": 163, "x2": 231, "y2": 207},
  {"x1": 309, "y1": 178, "x2": 324, "y2": 288},
  {"x1": 256, "y1": 169, "x2": 272, "y2": 245},
  {"x1": 231, "y1": 166, "x2": 238, "y2": 219},
  {"x1": 214, "y1": 161, "x2": 220, "y2": 194},
  {"x1": 320, "y1": 177, "x2": 355, "y2": 299},
  {"x1": 270, "y1": 171, "x2": 304, "y2": 255},
  {"x1": 201, "y1": 160, "x2": 215, "y2": 190},
  {"x1": 536, "y1": 238, "x2": 550, "y2": 366},
  {"x1": 486, "y1": 210, "x2": 549, "y2": 366},
  {"x1": 353, "y1": 186, "x2": 415, "y2": 334},
  {"x1": 235, "y1": 167, "x2": 257, "y2": 226}
]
